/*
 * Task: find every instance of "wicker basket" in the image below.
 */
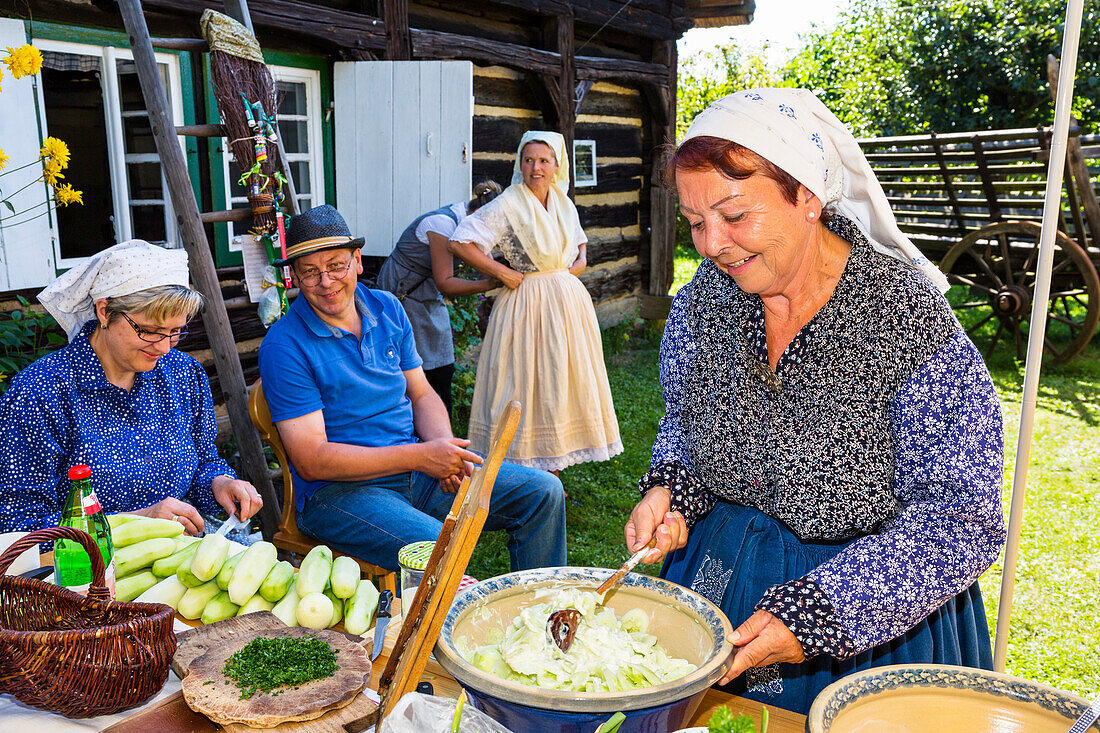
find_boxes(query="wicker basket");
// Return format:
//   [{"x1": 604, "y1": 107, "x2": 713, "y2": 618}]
[{"x1": 0, "y1": 526, "x2": 177, "y2": 718}]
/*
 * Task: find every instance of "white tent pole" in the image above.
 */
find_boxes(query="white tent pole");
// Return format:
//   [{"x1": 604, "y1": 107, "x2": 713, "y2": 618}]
[{"x1": 993, "y1": 0, "x2": 1085, "y2": 672}]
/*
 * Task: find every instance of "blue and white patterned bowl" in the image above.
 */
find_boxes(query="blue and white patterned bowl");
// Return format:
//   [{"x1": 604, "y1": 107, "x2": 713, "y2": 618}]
[
  {"x1": 809, "y1": 663, "x2": 1100, "y2": 732},
  {"x1": 433, "y1": 567, "x2": 734, "y2": 732}
]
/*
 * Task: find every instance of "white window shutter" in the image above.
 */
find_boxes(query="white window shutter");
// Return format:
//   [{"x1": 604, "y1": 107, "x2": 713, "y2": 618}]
[
  {"x1": 0, "y1": 18, "x2": 58, "y2": 289},
  {"x1": 334, "y1": 60, "x2": 472, "y2": 257}
]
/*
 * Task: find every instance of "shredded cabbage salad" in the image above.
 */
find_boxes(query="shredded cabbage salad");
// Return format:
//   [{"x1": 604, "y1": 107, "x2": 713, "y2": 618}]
[{"x1": 459, "y1": 588, "x2": 696, "y2": 692}]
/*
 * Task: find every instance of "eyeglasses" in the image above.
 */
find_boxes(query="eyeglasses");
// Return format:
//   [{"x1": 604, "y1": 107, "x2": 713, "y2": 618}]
[
  {"x1": 119, "y1": 312, "x2": 189, "y2": 345},
  {"x1": 295, "y1": 258, "x2": 354, "y2": 287}
]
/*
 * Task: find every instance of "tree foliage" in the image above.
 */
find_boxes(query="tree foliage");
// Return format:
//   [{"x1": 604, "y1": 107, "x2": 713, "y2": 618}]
[
  {"x1": 678, "y1": 1, "x2": 1100, "y2": 138},
  {"x1": 781, "y1": 0, "x2": 1100, "y2": 136}
]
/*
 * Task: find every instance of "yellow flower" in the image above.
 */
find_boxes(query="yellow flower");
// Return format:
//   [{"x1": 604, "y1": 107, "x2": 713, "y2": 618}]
[
  {"x1": 0, "y1": 149, "x2": 8, "y2": 171},
  {"x1": 2, "y1": 44, "x2": 42, "y2": 80},
  {"x1": 40, "y1": 137, "x2": 71, "y2": 168},
  {"x1": 53, "y1": 183, "x2": 83, "y2": 207},
  {"x1": 42, "y1": 157, "x2": 65, "y2": 186}
]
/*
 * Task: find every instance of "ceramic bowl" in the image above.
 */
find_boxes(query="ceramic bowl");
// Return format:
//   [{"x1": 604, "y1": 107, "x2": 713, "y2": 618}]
[
  {"x1": 433, "y1": 567, "x2": 734, "y2": 733},
  {"x1": 809, "y1": 664, "x2": 1100, "y2": 732}
]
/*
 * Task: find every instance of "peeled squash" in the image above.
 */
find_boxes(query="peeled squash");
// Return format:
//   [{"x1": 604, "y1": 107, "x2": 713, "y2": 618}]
[
  {"x1": 115, "y1": 570, "x2": 158, "y2": 602},
  {"x1": 271, "y1": 585, "x2": 301, "y2": 627},
  {"x1": 189, "y1": 534, "x2": 229, "y2": 582},
  {"x1": 259, "y1": 561, "x2": 295, "y2": 603},
  {"x1": 227, "y1": 541, "x2": 278, "y2": 605},
  {"x1": 178, "y1": 580, "x2": 222, "y2": 620},
  {"x1": 344, "y1": 578, "x2": 381, "y2": 636},
  {"x1": 323, "y1": 590, "x2": 344, "y2": 627},
  {"x1": 296, "y1": 591, "x2": 333, "y2": 630},
  {"x1": 112, "y1": 517, "x2": 184, "y2": 547},
  {"x1": 295, "y1": 545, "x2": 332, "y2": 597},
  {"x1": 329, "y1": 556, "x2": 360, "y2": 599},
  {"x1": 200, "y1": 590, "x2": 239, "y2": 625},
  {"x1": 151, "y1": 541, "x2": 199, "y2": 578},
  {"x1": 106, "y1": 513, "x2": 144, "y2": 529},
  {"x1": 216, "y1": 550, "x2": 246, "y2": 591},
  {"x1": 134, "y1": 575, "x2": 188, "y2": 609},
  {"x1": 114, "y1": 537, "x2": 177, "y2": 578},
  {"x1": 237, "y1": 595, "x2": 276, "y2": 616}
]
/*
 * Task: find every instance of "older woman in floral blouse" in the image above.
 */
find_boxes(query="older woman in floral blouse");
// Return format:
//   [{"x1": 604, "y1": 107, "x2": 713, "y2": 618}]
[{"x1": 625, "y1": 89, "x2": 1006, "y2": 714}]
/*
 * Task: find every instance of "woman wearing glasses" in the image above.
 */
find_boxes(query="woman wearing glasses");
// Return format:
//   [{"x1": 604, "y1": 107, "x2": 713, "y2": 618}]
[{"x1": 0, "y1": 239, "x2": 262, "y2": 535}]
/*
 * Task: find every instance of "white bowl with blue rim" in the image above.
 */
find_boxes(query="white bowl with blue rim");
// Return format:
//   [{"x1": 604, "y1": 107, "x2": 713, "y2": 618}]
[
  {"x1": 809, "y1": 663, "x2": 1100, "y2": 732},
  {"x1": 433, "y1": 567, "x2": 734, "y2": 732}
]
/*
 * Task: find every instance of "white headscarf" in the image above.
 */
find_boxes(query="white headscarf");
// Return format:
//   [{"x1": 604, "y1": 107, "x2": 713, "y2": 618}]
[
  {"x1": 38, "y1": 240, "x2": 191, "y2": 340},
  {"x1": 682, "y1": 88, "x2": 949, "y2": 292},
  {"x1": 498, "y1": 131, "x2": 586, "y2": 271}
]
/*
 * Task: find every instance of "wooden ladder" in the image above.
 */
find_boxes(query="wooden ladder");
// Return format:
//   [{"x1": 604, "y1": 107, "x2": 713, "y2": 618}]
[{"x1": 115, "y1": 0, "x2": 299, "y2": 538}]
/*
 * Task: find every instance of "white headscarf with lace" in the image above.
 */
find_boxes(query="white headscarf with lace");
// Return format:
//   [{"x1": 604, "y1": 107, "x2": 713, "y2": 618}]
[
  {"x1": 38, "y1": 239, "x2": 191, "y2": 340},
  {"x1": 682, "y1": 88, "x2": 948, "y2": 292}
]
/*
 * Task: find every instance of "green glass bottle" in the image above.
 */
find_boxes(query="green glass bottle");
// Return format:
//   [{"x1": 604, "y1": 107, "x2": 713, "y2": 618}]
[{"x1": 53, "y1": 465, "x2": 116, "y2": 596}]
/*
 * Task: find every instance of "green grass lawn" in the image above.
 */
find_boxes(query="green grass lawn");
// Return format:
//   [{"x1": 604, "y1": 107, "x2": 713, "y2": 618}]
[{"x1": 467, "y1": 243, "x2": 1100, "y2": 699}]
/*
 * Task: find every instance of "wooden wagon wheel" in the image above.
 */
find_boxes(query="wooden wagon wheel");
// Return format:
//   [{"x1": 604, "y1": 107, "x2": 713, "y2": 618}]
[{"x1": 939, "y1": 221, "x2": 1100, "y2": 365}]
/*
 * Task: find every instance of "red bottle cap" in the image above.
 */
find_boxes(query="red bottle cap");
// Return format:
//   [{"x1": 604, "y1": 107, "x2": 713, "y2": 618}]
[{"x1": 68, "y1": 465, "x2": 91, "y2": 480}]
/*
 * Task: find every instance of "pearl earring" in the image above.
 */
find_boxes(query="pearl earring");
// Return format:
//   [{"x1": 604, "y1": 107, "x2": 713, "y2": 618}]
[{"x1": 808, "y1": 212, "x2": 816, "y2": 221}]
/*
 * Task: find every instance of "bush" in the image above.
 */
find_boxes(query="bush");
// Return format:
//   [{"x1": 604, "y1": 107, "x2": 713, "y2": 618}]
[{"x1": 0, "y1": 297, "x2": 64, "y2": 394}]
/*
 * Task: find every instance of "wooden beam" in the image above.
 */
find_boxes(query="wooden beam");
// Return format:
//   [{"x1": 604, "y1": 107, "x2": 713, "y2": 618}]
[
  {"x1": 149, "y1": 36, "x2": 208, "y2": 52},
  {"x1": 383, "y1": 0, "x2": 411, "y2": 60},
  {"x1": 141, "y1": 1, "x2": 670, "y2": 86},
  {"x1": 176, "y1": 123, "x2": 226, "y2": 137},
  {"x1": 555, "y1": 12, "x2": 576, "y2": 197},
  {"x1": 480, "y1": 0, "x2": 692, "y2": 40},
  {"x1": 117, "y1": 0, "x2": 282, "y2": 539},
  {"x1": 647, "y1": 39, "x2": 677, "y2": 300}
]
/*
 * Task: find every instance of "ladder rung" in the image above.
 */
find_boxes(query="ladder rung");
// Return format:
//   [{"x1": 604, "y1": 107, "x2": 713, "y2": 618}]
[
  {"x1": 150, "y1": 37, "x2": 208, "y2": 52},
  {"x1": 200, "y1": 208, "x2": 253, "y2": 223},
  {"x1": 177, "y1": 124, "x2": 226, "y2": 138}
]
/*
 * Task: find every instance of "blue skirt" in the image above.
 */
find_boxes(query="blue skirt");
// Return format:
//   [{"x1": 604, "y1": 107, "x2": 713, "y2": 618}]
[{"x1": 662, "y1": 501, "x2": 993, "y2": 715}]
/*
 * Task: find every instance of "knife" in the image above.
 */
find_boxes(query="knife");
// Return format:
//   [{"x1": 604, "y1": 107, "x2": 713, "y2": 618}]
[{"x1": 371, "y1": 589, "x2": 394, "y2": 661}]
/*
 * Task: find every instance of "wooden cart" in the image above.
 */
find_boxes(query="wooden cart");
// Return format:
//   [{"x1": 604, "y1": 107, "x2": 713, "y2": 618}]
[{"x1": 858, "y1": 126, "x2": 1100, "y2": 364}]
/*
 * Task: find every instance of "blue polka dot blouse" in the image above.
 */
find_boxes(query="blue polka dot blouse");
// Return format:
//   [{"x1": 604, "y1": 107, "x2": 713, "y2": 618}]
[{"x1": 0, "y1": 320, "x2": 234, "y2": 531}]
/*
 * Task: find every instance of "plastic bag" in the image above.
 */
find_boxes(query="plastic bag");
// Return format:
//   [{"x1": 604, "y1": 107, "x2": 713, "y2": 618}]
[
  {"x1": 379, "y1": 692, "x2": 513, "y2": 733},
  {"x1": 257, "y1": 265, "x2": 284, "y2": 328}
]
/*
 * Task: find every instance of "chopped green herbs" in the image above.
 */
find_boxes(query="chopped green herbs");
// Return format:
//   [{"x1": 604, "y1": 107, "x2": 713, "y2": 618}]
[
  {"x1": 707, "y1": 705, "x2": 769, "y2": 733},
  {"x1": 222, "y1": 634, "x2": 338, "y2": 700}
]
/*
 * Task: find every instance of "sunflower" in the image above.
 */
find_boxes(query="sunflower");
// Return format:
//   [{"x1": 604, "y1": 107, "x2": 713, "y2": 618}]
[
  {"x1": 2, "y1": 44, "x2": 42, "y2": 80},
  {"x1": 53, "y1": 183, "x2": 83, "y2": 207},
  {"x1": 39, "y1": 137, "x2": 71, "y2": 168},
  {"x1": 0, "y1": 149, "x2": 9, "y2": 171}
]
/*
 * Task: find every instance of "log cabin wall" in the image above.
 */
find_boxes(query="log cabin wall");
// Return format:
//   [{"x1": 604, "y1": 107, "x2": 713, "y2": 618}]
[{"x1": 0, "y1": 0, "x2": 713, "y2": 416}]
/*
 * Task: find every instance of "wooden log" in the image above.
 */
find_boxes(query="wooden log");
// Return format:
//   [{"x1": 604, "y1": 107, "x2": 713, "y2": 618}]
[
  {"x1": 477, "y1": 0, "x2": 692, "y2": 40},
  {"x1": 576, "y1": 202, "x2": 637, "y2": 229},
  {"x1": 579, "y1": 262, "x2": 643, "y2": 302},
  {"x1": 149, "y1": 36, "x2": 208, "y2": 52},
  {"x1": 475, "y1": 116, "x2": 641, "y2": 158},
  {"x1": 200, "y1": 208, "x2": 254, "y2": 223},
  {"x1": 176, "y1": 124, "x2": 226, "y2": 138},
  {"x1": 384, "y1": 0, "x2": 411, "y2": 60},
  {"x1": 646, "y1": 39, "x2": 676, "y2": 300},
  {"x1": 475, "y1": 74, "x2": 646, "y2": 118},
  {"x1": 117, "y1": 0, "x2": 282, "y2": 540},
  {"x1": 586, "y1": 236, "x2": 642, "y2": 267}
]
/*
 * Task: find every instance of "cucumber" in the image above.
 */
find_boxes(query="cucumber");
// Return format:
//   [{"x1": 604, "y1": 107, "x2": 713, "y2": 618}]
[
  {"x1": 115, "y1": 570, "x2": 158, "y2": 602},
  {"x1": 295, "y1": 545, "x2": 332, "y2": 597},
  {"x1": 133, "y1": 575, "x2": 188, "y2": 610},
  {"x1": 112, "y1": 517, "x2": 184, "y2": 547},
  {"x1": 107, "y1": 513, "x2": 145, "y2": 529},
  {"x1": 152, "y1": 542, "x2": 199, "y2": 577},
  {"x1": 227, "y1": 541, "x2": 278, "y2": 605},
  {"x1": 189, "y1": 534, "x2": 230, "y2": 582},
  {"x1": 296, "y1": 591, "x2": 334, "y2": 630},
  {"x1": 259, "y1": 561, "x2": 295, "y2": 603},
  {"x1": 270, "y1": 584, "x2": 301, "y2": 627},
  {"x1": 176, "y1": 562, "x2": 206, "y2": 588},
  {"x1": 329, "y1": 556, "x2": 360, "y2": 599},
  {"x1": 216, "y1": 550, "x2": 247, "y2": 591},
  {"x1": 200, "y1": 590, "x2": 240, "y2": 625},
  {"x1": 323, "y1": 590, "x2": 344, "y2": 628},
  {"x1": 237, "y1": 594, "x2": 276, "y2": 616},
  {"x1": 173, "y1": 534, "x2": 201, "y2": 551},
  {"x1": 114, "y1": 537, "x2": 178, "y2": 578},
  {"x1": 343, "y1": 578, "x2": 381, "y2": 636},
  {"x1": 178, "y1": 580, "x2": 222, "y2": 620}
]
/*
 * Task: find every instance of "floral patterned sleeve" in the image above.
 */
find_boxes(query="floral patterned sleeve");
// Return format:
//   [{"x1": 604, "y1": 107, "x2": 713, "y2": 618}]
[
  {"x1": 638, "y1": 285, "x2": 717, "y2": 527},
  {"x1": 757, "y1": 330, "x2": 1006, "y2": 657}
]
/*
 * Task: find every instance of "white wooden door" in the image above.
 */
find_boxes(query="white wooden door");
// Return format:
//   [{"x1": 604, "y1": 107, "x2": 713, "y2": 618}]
[
  {"x1": 0, "y1": 18, "x2": 60, "y2": 290},
  {"x1": 334, "y1": 60, "x2": 473, "y2": 256}
]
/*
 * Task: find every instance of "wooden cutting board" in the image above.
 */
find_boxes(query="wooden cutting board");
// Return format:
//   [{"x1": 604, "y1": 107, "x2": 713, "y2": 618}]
[{"x1": 116, "y1": 612, "x2": 379, "y2": 733}]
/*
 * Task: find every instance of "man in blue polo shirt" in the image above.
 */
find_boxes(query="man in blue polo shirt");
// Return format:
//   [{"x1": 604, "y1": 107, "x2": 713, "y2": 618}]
[{"x1": 258, "y1": 205, "x2": 566, "y2": 572}]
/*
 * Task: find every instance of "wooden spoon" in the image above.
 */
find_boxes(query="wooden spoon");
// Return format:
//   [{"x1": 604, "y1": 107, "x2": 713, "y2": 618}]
[{"x1": 547, "y1": 537, "x2": 658, "y2": 653}]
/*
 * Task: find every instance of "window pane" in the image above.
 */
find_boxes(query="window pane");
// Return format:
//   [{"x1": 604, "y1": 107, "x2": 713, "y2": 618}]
[
  {"x1": 131, "y1": 204, "x2": 167, "y2": 243},
  {"x1": 278, "y1": 120, "x2": 308, "y2": 155},
  {"x1": 40, "y1": 53, "x2": 117, "y2": 259},
  {"x1": 289, "y1": 161, "x2": 311, "y2": 195},
  {"x1": 128, "y1": 162, "x2": 163, "y2": 200},
  {"x1": 277, "y1": 81, "x2": 307, "y2": 116},
  {"x1": 123, "y1": 115, "x2": 156, "y2": 154}
]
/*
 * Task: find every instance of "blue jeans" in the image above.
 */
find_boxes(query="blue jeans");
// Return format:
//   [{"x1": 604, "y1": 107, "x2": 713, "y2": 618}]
[{"x1": 296, "y1": 463, "x2": 566, "y2": 573}]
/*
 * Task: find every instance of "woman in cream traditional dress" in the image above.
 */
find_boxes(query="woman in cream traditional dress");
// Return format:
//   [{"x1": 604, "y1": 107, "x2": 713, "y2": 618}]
[{"x1": 449, "y1": 131, "x2": 622, "y2": 471}]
